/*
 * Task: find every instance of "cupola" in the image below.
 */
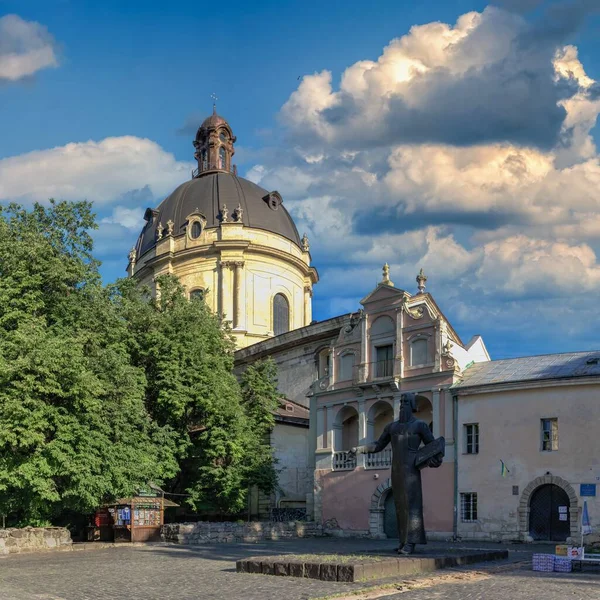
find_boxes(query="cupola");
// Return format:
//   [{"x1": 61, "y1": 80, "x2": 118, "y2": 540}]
[{"x1": 192, "y1": 105, "x2": 236, "y2": 177}]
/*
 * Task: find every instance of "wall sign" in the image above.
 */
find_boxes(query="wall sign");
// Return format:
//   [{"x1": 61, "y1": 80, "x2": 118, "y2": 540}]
[{"x1": 581, "y1": 484, "x2": 597, "y2": 497}]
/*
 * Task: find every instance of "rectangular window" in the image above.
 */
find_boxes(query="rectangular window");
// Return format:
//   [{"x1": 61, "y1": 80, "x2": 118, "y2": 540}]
[
  {"x1": 375, "y1": 345, "x2": 394, "y2": 378},
  {"x1": 339, "y1": 353, "x2": 355, "y2": 381},
  {"x1": 541, "y1": 418, "x2": 558, "y2": 451},
  {"x1": 460, "y1": 493, "x2": 478, "y2": 522},
  {"x1": 464, "y1": 424, "x2": 479, "y2": 454}
]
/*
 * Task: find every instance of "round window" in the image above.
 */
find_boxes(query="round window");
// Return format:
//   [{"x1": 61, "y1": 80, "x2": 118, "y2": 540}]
[{"x1": 190, "y1": 221, "x2": 202, "y2": 239}]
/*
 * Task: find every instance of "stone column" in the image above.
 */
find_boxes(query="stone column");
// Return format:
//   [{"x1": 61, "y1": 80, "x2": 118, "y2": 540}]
[
  {"x1": 358, "y1": 399, "x2": 367, "y2": 444},
  {"x1": 326, "y1": 406, "x2": 334, "y2": 449},
  {"x1": 393, "y1": 394, "x2": 401, "y2": 421},
  {"x1": 432, "y1": 389, "x2": 441, "y2": 438},
  {"x1": 304, "y1": 285, "x2": 313, "y2": 327},
  {"x1": 233, "y1": 261, "x2": 244, "y2": 329},
  {"x1": 219, "y1": 260, "x2": 229, "y2": 319},
  {"x1": 444, "y1": 390, "x2": 454, "y2": 443},
  {"x1": 316, "y1": 407, "x2": 325, "y2": 450}
]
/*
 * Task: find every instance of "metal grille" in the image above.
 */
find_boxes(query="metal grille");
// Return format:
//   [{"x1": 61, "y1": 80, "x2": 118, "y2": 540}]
[
  {"x1": 529, "y1": 484, "x2": 570, "y2": 541},
  {"x1": 461, "y1": 493, "x2": 478, "y2": 522}
]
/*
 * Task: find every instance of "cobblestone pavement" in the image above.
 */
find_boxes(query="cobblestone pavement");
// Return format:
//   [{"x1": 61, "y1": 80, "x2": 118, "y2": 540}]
[{"x1": 0, "y1": 539, "x2": 598, "y2": 600}]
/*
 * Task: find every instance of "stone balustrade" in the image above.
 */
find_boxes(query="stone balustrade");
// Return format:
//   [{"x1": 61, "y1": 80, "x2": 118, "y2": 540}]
[{"x1": 0, "y1": 527, "x2": 72, "y2": 554}]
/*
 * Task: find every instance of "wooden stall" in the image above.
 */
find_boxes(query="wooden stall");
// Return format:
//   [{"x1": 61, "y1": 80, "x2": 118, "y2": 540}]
[{"x1": 89, "y1": 486, "x2": 179, "y2": 543}]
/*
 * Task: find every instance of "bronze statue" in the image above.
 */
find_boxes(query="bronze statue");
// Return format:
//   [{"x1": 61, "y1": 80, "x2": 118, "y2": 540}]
[{"x1": 349, "y1": 392, "x2": 443, "y2": 555}]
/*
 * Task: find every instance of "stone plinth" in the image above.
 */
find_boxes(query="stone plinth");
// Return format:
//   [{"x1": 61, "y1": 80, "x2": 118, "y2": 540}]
[{"x1": 236, "y1": 549, "x2": 508, "y2": 582}]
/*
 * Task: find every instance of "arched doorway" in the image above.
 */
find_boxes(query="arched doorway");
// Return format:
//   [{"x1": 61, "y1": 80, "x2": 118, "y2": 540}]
[
  {"x1": 383, "y1": 490, "x2": 397, "y2": 539},
  {"x1": 529, "y1": 484, "x2": 571, "y2": 541}
]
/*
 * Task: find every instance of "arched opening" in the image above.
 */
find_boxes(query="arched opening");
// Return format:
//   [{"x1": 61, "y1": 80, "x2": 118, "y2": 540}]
[
  {"x1": 383, "y1": 490, "x2": 398, "y2": 539},
  {"x1": 189, "y1": 288, "x2": 204, "y2": 301},
  {"x1": 334, "y1": 405, "x2": 359, "y2": 451},
  {"x1": 190, "y1": 221, "x2": 202, "y2": 239},
  {"x1": 273, "y1": 293, "x2": 289, "y2": 336},
  {"x1": 529, "y1": 484, "x2": 571, "y2": 541},
  {"x1": 367, "y1": 400, "x2": 394, "y2": 442},
  {"x1": 201, "y1": 149, "x2": 207, "y2": 171},
  {"x1": 219, "y1": 146, "x2": 227, "y2": 169},
  {"x1": 414, "y1": 395, "x2": 433, "y2": 430}
]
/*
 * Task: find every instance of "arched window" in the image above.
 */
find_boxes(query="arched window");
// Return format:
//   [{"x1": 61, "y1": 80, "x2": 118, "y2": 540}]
[
  {"x1": 190, "y1": 221, "x2": 202, "y2": 239},
  {"x1": 410, "y1": 338, "x2": 428, "y2": 366},
  {"x1": 219, "y1": 146, "x2": 226, "y2": 170},
  {"x1": 189, "y1": 288, "x2": 204, "y2": 301},
  {"x1": 201, "y1": 149, "x2": 207, "y2": 170},
  {"x1": 273, "y1": 293, "x2": 289, "y2": 336}
]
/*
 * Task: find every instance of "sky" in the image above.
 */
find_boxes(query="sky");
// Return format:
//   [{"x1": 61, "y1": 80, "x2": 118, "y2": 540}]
[{"x1": 1, "y1": 0, "x2": 600, "y2": 359}]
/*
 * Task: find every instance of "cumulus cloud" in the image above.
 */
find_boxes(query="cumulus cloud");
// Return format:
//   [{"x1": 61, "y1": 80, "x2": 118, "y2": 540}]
[
  {"x1": 0, "y1": 136, "x2": 193, "y2": 205},
  {"x1": 0, "y1": 14, "x2": 59, "y2": 81},
  {"x1": 255, "y1": 5, "x2": 600, "y2": 354},
  {"x1": 281, "y1": 7, "x2": 594, "y2": 150}
]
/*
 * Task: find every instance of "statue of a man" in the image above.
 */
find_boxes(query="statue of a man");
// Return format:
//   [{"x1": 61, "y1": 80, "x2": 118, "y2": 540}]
[{"x1": 349, "y1": 392, "x2": 442, "y2": 555}]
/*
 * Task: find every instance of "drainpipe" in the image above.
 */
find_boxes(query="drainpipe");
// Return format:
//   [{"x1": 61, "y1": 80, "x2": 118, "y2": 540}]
[{"x1": 453, "y1": 393, "x2": 459, "y2": 540}]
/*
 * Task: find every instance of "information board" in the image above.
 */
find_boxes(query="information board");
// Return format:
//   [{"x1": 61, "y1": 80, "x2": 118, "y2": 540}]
[{"x1": 581, "y1": 484, "x2": 597, "y2": 497}]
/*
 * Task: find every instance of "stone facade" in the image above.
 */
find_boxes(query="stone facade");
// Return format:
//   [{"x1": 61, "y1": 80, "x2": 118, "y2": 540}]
[
  {"x1": 308, "y1": 274, "x2": 490, "y2": 539},
  {"x1": 454, "y1": 380, "x2": 600, "y2": 543},
  {"x1": 0, "y1": 527, "x2": 72, "y2": 555},
  {"x1": 161, "y1": 521, "x2": 324, "y2": 544}
]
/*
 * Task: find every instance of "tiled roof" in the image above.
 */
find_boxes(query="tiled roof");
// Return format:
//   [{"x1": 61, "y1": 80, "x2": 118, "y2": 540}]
[{"x1": 452, "y1": 351, "x2": 600, "y2": 389}]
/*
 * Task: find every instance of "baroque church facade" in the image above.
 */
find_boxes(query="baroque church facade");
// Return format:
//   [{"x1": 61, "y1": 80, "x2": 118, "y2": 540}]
[{"x1": 129, "y1": 111, "x2": 600, "y2": 544}]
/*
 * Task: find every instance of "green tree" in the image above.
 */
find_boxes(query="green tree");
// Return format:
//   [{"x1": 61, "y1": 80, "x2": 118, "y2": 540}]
[
  {"x1": 113, "y1": 276, "x2": 279, "y2": 514},
  {"x1": 0, "y1": 201, "x2": 178, "y2": 525},
  {"x1": 239, "y1": 359, "x2": 282, "y2": 494}
]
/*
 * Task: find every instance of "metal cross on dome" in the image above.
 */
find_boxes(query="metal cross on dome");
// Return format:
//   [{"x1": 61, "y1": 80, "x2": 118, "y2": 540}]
[{"x1": 211, "y1": 93, "x2": 218, "y2": 110}]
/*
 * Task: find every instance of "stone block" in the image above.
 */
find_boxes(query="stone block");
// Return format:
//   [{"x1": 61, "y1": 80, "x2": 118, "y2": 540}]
[
  {"x1": 319, "y1": 563, "x2": 338, "y2": 581},
  {"x1": 273, "y1": 562, "x2": 289, "y2": 576},
  {"x1": 246, "y1": 560, "x2": 262, "y2": 574},
  {"x1": 304, "y1": 562, "x2": 320, "y2": 579},
  {"x1": 261, "y1": 561, "x2": 276, "y2": 575},
  {"x1": 288, "y1": 562, "x2": 304, "y2": 577}
]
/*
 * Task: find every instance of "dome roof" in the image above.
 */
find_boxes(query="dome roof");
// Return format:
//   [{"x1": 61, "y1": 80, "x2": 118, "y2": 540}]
[
  {"x1": 200, "y1": 111, "x2": 228, "y2": 130},
  {"x1": 135, "y1": 172, "x2": 302, "y2": 259}
]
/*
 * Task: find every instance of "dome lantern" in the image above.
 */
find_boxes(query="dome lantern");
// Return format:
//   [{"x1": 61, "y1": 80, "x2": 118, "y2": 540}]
[{"x1": 192, "y1": 104, "x2": 236, "y2": 177}]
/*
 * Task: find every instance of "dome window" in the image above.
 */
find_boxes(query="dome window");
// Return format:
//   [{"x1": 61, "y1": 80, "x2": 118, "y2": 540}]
[
  {"x1": 218, "y1": 146, "x2": 226, "y2": 170},
  {"x1": 273, "y1": 293, "x2": 290, "y2": 336},
  {"x1": 190, "y1": 288, "x2": 204, "y2": 301},
  {"x1": 190, "y1": 221, "x2": 202, "y2": 239},
  {"x1": 263, "y1": 191, "x2": 282, "y2": 211},
  {"x1": 219, "y1": 131, "x2": 228, "y2": 143}
]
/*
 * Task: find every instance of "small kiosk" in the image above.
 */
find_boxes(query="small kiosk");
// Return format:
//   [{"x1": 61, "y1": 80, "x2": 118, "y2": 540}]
[{"x1": 88, "y1": 486, "x2": 178, "y2": 543}]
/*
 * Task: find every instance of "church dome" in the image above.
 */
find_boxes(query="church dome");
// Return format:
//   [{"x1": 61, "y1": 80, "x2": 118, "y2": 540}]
[{"x1": 135, "y1": 172, "x2": 302, "y2": 259}]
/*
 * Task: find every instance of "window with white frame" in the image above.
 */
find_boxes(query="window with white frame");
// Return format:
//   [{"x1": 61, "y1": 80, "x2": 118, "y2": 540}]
[
  {"x1": 541, "y1": 418, "x2": 558, "y2": 451},
  {"x1": 464, "y1": 424, "x2": 479, "y2": 454},
  {"x1": 410, "y1": 338, "x2": 428, "y2": 366},
  {"x1": 461, "y1": 493, "x2": 478, "y2": 522},
  {"x1": 339, "y1": 353, "x2": 355, "y2": 382}
]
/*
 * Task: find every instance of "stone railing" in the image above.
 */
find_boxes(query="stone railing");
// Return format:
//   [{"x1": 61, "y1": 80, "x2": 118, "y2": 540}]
[
  {"x1": 162, "y1": 521, "x2": 323, "y2": 545},
  {"x1": 332, "y1": 451, "x2": 356, "y2": 471},
  {"x1": 365, "y1": 448, "x2": 393, "y2": 469},
  {"x1": 0, "y1": 527, "x2": 72, "y2": 555}
]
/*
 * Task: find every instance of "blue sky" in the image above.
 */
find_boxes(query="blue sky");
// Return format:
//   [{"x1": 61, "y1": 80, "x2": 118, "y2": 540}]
[{"x1": 1, "y1": 0, "x2": 600, "y2": 359}]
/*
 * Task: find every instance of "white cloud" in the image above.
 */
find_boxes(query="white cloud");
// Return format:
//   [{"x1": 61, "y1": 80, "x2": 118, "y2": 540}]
[
  {"x1": 256, "y1": 6, "x2": 600, "y2": 352},
  {"x1": 101, "y1": 206, "x2": 145, "y2": 231},
  {"x1": 0, "y1": 14, "x2": 59, "y2": 81},
  {"x1": 0, "y1": 136, "x2": 193, "y2": 205}
]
